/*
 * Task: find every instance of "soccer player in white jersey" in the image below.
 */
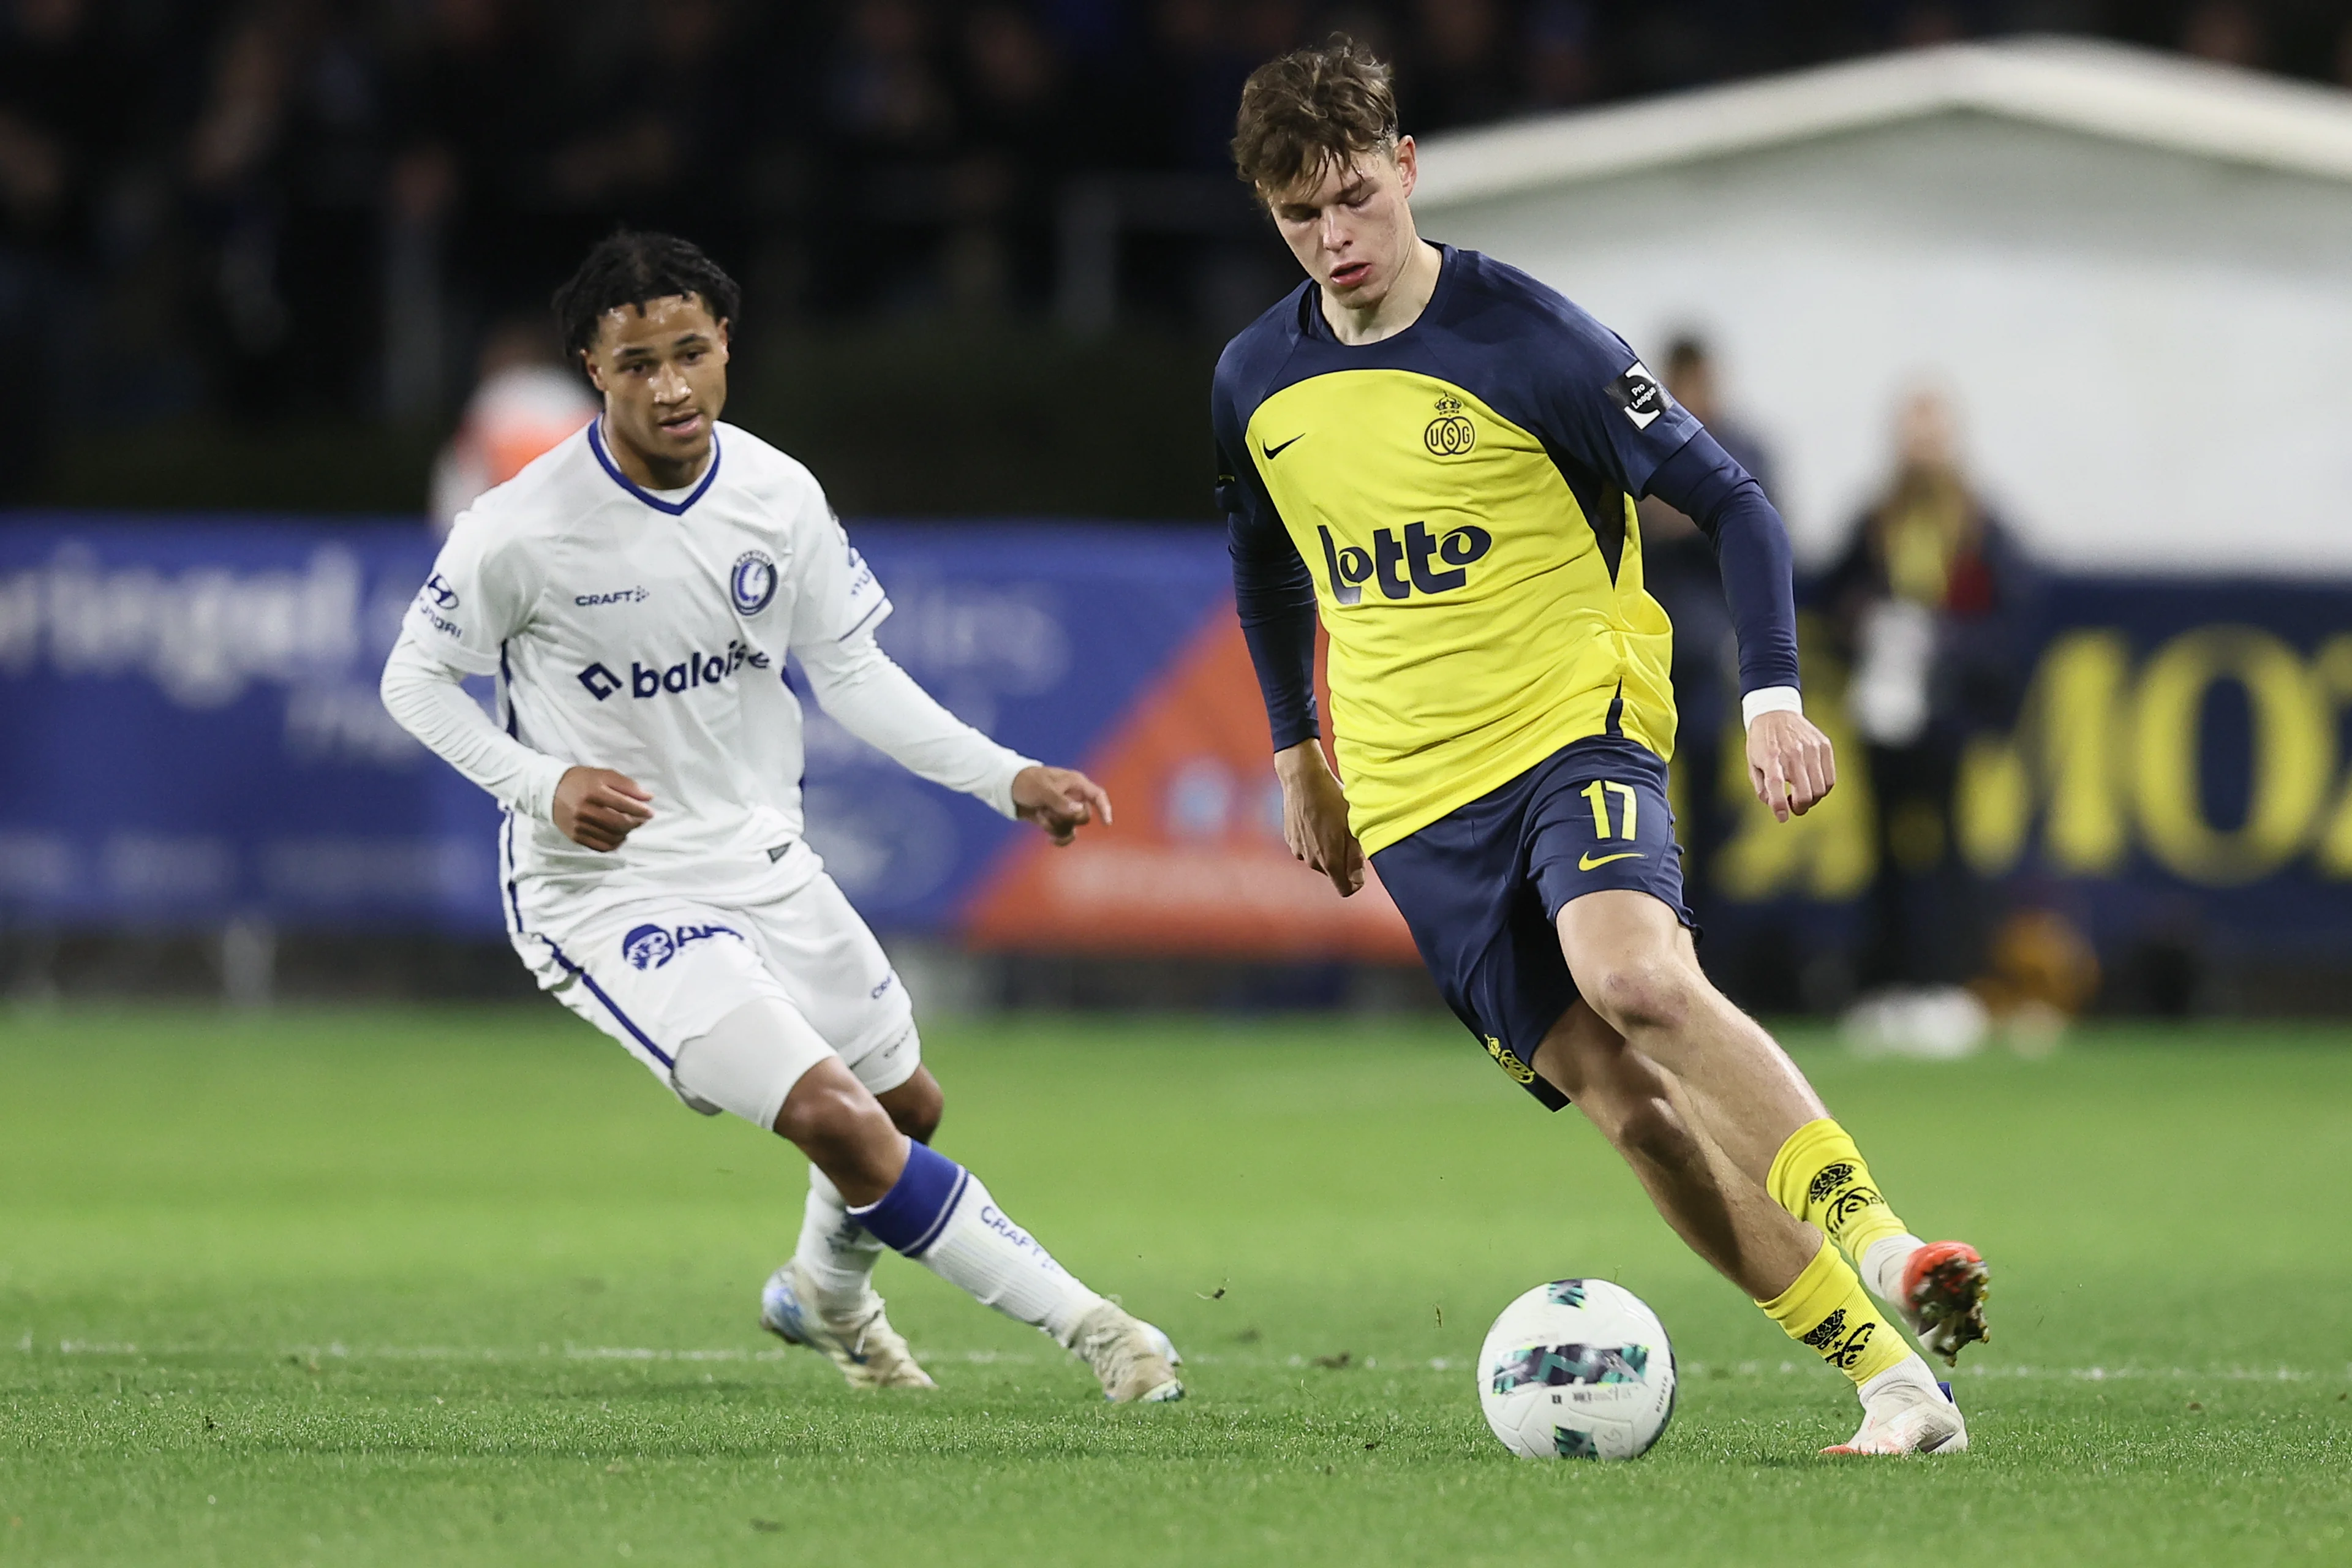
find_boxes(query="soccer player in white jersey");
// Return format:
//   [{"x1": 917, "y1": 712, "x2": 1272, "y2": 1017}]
[{"x1": 380, "y1": 232, "x2": 1182, "y2": 1403}]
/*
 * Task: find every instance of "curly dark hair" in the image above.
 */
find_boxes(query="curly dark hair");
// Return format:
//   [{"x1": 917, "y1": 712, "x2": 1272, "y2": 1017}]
[
  {"x1": 551, "y1": 230, "x2": 742, "y2": 360},
  {"x1": 1231, "y1": 36, "x2": 1399, "y2": 195}
]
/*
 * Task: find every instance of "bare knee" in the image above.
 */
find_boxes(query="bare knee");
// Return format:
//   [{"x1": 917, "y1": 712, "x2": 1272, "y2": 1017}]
[
  {"x1": 774, "y1": 1069, "x2": 901, "y2": 1197},
  {"x1": 1587, "y1": 961, "x2": 1698, "y2": 1038}
]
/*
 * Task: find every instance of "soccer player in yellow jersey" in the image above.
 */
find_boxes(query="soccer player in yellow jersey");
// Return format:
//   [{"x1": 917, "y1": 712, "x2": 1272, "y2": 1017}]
[{"x1": 1214, "y1": 41, "x2": 1989, "y2": 1456}]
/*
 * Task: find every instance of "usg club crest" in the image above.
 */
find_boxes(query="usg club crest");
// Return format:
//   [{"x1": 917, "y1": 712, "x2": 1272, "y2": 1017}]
[{"x1": 730, "y1": 551, "x2": 778, "y2": 614}]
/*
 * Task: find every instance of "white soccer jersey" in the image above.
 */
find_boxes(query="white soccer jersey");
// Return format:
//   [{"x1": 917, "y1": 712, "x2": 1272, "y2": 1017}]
[{"x1": 394, "y1": 419, "x2": 913, "y2": 928}]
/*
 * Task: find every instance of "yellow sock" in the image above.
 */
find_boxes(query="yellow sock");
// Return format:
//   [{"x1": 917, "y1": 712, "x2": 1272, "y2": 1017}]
[
  {"x1": 1758, "y1": 1237, "x2": 1911, "y2": 1387},
  {"x1": 1766, "y1": 1118, "x2": 1913, "y2": 1267}
]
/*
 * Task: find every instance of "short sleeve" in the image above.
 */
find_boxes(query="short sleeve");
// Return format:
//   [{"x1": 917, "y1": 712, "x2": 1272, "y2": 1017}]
[
  {"x1": 1536, "y1": 321, "x2": 1703, "y2": 499},
  {"x1": 401, "y1": 512, "x2": 537, "y2": 676},
  {"x1": 785, "y1": 481, "x2": 892, "y2": 651}
]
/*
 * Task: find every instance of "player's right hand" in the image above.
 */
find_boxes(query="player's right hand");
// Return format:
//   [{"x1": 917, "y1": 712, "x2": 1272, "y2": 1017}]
[
  {"x1": 553, "y1": 766, "x2": 654, "y2": 852},
  {"x1": 1274, "y1": 740, "x2": 1365, "y2": 898}
]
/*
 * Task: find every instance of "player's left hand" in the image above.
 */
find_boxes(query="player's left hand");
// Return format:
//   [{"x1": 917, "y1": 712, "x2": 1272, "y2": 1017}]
[
  {"x1": 1747, "y1": 709, "x2": 1837, "y2": 822},
  {"x1": 1012, "y1": 765, "x2": 1113, "y2": 846}
]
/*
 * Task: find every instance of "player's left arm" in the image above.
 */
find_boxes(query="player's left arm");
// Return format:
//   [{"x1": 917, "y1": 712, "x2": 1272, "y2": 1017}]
[
  {"x1": 796, "y1": 630, "x2": 1110, "y2": 845},
  {"x1": 1642, "y1": 432, "x2": 1833, "y2": 822},
  {"x1": 1539, "y1": 326, "x2": 1829, "y2": 823},
  {"x1": 782, "y1": 487, "x2": 1107, "y2": 845}
]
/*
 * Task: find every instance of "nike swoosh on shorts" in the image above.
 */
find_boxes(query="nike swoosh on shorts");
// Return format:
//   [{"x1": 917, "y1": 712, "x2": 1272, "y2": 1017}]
[{"x1": 1578, "y1": 851, "x2": 1645, "y2": 870}]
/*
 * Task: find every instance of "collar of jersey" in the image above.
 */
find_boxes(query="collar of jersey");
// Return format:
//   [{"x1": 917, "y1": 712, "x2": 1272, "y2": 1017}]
[
  {"x1": 1298, "y1": 242, "x2": 1460, "y2": 349},
  {"x1": 588, "y1": 418, "x2": 722, "y2": 516}
]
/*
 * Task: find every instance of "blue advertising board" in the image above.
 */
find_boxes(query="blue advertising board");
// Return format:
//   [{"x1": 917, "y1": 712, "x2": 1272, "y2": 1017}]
[
  {"x1": 0, "y1": 518, "x2": 1223, "y2": 937},
  {"x1": 2, "y1": 516, "x2": 2349, "y2": 971}
]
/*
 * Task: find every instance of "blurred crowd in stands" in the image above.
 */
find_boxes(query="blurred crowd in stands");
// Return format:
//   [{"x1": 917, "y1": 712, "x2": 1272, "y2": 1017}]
[{"x1": 2, "y1": 0, "x2": 2349, "y2": 450}]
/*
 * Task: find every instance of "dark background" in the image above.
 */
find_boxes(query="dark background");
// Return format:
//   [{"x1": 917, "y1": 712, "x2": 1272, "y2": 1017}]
[{"x1": 3, "y1": 0, "x2": 2344, "y2": 517}]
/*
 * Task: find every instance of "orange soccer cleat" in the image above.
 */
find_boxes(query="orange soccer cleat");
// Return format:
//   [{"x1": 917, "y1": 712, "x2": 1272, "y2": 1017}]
[{"x1": 1902, "y1": 1241, "x2": 1992, "y2": 1366}]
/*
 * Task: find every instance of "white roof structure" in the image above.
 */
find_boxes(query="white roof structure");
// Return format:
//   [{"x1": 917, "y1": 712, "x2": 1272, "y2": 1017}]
[{"x1": 1412, "y1": 38, "x2": 2352, "y2": 573}]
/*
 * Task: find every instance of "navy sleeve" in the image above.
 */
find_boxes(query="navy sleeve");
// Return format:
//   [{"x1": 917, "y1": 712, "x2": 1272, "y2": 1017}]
[
  {"x1": 1646, "y1": 429, "x2": 1801, "y2": 696},
  {"x1": 1523, "y1": 312, "x2": 1705, "y2": 499},
  {"x1": 1216, "y1": 382, "x2": 1320, "y2": 750}
]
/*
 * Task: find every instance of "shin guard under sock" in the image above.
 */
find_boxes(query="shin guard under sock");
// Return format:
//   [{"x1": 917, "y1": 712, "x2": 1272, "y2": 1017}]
[
  {"x1": 849, "y1": 1141, "x2": 1104, "y2": 1346},
  {"x1": 1767, "y1": 1118, "x2": 1916, "y2": 1270},
  {"x1": 1757, "y1": 1237, "x2": 1911, "y2": 1388}
]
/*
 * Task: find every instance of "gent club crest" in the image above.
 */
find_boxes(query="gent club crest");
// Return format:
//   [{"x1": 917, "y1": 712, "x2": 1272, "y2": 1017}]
[{"x1": 731, "y1": 551, "x2": 778, "y2": 615}]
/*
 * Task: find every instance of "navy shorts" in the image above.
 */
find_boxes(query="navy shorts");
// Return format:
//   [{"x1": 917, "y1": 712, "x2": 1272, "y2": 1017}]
[{"x1": 1371, "y1": 736, "x2": 1695, "y2": 1111}]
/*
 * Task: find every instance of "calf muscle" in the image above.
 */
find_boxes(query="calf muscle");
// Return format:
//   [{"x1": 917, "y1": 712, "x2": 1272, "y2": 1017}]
[
  {"x1": 1532, "y1": 1004, "x2": 1814, "y2": 1300},
  {"x1": 1556, "y1": 891, "x2": 1825, "y2": 1180}
]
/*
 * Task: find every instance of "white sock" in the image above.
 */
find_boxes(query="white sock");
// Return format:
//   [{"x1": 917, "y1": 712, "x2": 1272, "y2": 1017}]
[
  {"x1": 794, "y1": 1166, "x2": 884, "y2": 1312},
  {"x1": 1863, "y1": 1232, "x2": 1928, "y2": 1305},
  {"x1": 914, "y1": 1170, "x2": 1105, "y2": 1348},
  {"x1": 1858, "y1": 1351, "x2": 1945, "y2": 1411}
]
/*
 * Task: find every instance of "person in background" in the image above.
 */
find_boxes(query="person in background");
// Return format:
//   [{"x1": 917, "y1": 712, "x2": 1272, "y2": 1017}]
[
  {"x1": 429, "y1": 317, "x2": 598, "y2": 536},
  {"x1": 1824, "y1": 388, "x2": 2035, "y2": 1052},
  {"x1": 1635, "y1": 335, "x2": 1777, "y2": 924}
]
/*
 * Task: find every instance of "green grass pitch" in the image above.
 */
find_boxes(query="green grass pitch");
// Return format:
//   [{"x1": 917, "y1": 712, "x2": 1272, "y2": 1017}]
[{"x1": 2, "y1": 1005, "x2": 2347, "y2": 1566}]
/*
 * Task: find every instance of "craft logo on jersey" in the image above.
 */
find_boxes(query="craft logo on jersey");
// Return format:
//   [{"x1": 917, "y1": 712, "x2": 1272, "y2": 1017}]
[
  {"x1": 731, "y1": 551, "x2": 778, "y2": 615},
  {"x1": 1608, "y1": 362, "x2": 1668, "y2": 431},
  {"x1": 1317, "y1": 521, "x2": 1493, "y2": 606},
  {"x1": 1423, "y1": 393, "x2": 1476, "y2": 456},
  {"x1": 620, "y1": 921, "x2": 743, "y2": 970},
  {"x1": 575, "y1": 638, "x2": 771, "y2": 701}
]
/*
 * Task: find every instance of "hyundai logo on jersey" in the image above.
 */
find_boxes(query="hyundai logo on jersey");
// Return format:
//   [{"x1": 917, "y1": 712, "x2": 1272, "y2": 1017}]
[
  {"x1": 621, "y1": 921, "x2": 744, "y2": 970},
  {"x1": 1317, "y1": 522, "x2": 1493, "y2": 606},
  {"x1": 731, "y1": 551, "x2": 778, "y2": 615},
  {"x1": 422, "y1": 573, "x2": 459, "y2": 609},
  {"x1": 574, "y1": 639, "x2": 771, "y2": 701}
]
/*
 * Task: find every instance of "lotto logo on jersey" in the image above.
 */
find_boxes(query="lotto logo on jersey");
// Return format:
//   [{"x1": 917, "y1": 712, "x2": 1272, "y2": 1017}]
[
  {"x1": 576, "y1": 639, "x2": 771, "y2": 701},
  {"x1": 620, "y1": 921, "x2": 744, "y2": 970},
  {"x1": 1317, "y1": 521, "x2": 1493, "y2": 606}
]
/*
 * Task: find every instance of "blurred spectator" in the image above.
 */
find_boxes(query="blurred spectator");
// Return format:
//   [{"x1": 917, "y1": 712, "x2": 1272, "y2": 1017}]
[
  {"x1": 0, "y1": 0, "x2": 112, "y2": 491},
  {"x1": 1524, "y1": 1, "x2": 1600, "y2": 110},
  {"x1": 1404, "y1": 0, "x2": 1516, "y2": 127},
  {"x1": 1637, "y1": 335, "x2": 1776, "y2": 924},
  {"x1": 2180, "y1": 1, "x2": 2266, "y2": 69},
  {"x1": 1896, "y1": 4, "x2": 1968, "y2": 50},
  {"x1": 0, "y1": 0, "x2": 2342, "y2": 464},
  {"x1": 1824, "y1": 389, "x2": 2037, "y2": 1026},
  {"x1": 428, "y1": 317, "x2": 595, "y2": 535}
]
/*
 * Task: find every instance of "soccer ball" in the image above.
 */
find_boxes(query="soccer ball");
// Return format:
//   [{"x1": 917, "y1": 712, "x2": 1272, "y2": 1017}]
[{"x1": 1477, "y1": 1279, "x2": 1677, "y2": 1460}]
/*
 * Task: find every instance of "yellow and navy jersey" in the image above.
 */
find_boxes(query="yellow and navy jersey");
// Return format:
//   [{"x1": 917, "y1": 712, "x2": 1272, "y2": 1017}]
[{"x1": 1215, "y1": 244, "x2": 1795, "y2": 856}]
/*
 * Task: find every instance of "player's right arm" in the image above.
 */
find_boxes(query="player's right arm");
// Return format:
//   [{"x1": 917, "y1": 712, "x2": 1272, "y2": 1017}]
[
  {"x1": 379, "y1": 512, "x2": 652, "y2": 851},
  {"x1": 1216, "y1": 375, "x2": 1364, "y2": 897}
]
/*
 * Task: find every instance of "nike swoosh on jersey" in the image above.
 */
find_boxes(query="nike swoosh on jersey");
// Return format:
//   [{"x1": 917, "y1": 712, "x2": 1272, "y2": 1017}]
[
  {"x1": 1261, "y1": 434, "x2": 1305, "y2": 460},
  {"x1": 1578, "y1": 851, "x2": 1645, "y2": 870}
]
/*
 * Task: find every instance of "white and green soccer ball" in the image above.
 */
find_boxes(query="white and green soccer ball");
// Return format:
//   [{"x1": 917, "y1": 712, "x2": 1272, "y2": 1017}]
[{"x1": 1477, "y1": 1278, "x2": 1677, "y2": 1460}]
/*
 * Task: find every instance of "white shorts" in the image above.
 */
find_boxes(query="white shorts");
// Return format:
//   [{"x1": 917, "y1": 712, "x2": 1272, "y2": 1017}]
[{"x1": 511, "y1": 871, "x2": 920, "y2": 1115}]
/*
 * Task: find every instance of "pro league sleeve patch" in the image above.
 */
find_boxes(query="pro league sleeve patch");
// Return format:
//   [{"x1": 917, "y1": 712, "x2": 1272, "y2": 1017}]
[{"x1": 1607, "y1": 362, "x2": 1669, "y2": 430}]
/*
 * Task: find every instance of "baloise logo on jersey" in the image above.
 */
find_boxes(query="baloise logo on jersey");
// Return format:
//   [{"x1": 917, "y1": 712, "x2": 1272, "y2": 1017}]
[
  {"x1": 1317, "y1": 521, "x2": 1493, "y2": 606},
  {"x1": 575, "y1": 638, "x2": 771, "y2": 701}
]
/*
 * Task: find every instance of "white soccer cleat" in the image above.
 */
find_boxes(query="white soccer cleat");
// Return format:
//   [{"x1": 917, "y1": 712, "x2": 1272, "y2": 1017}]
[
  {"x1": 1823, "y1": 1375, "x2": 1968, "y2": 1456},
  {"x1": 760, "y1": 1261, "x2": 937, "y2": 1391},
  {"x1": 1071, "y1": 1301, "x2": 1185, "y2": 1403}
]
